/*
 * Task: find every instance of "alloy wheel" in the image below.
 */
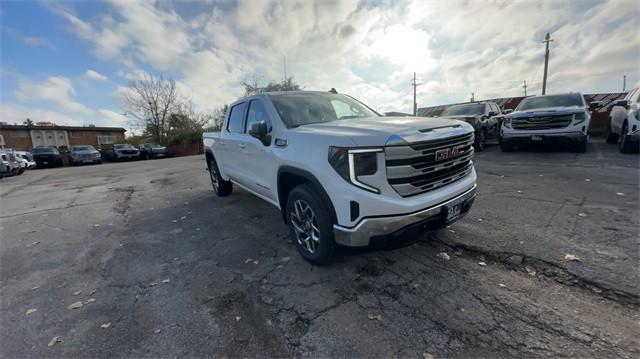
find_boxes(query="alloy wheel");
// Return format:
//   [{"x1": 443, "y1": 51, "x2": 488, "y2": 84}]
[
  {"x1": 209, "y1": 162, "x2": 219, "y2": 191},
  {"x1": 290, "y1": 199, "x2": 320, "y2": 254}
]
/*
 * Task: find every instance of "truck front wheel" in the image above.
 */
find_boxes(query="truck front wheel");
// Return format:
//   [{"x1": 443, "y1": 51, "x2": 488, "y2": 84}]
[
  {"x1": 286, "y1": 184, "x2": 336, "y2": 265},
  {"x1": 208, "y1": 157, "x2": 232, "y2": 196}
]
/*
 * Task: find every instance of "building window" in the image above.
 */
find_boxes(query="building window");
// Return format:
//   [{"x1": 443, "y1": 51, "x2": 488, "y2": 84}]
[
  {"x1": 101, "y1": 131, "x2": 111, "y2": 136},
  {"x1": 70, "y1": 131, "x2": 83, "y2": 138},
  {"x1": 11, "y1": 130, "x2": 29, "y2": 138},
  {"x1": 97, "y1": 135, "x2": 116, "y2": 145}
]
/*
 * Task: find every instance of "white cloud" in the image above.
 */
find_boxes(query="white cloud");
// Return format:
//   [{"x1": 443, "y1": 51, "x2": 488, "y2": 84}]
[
  {"x1": 15, "y1": 76, "x2": 93, "y2": 114},
  {"x1": 22, "y1": 36, "x2": 55, "y2": 49},
  {"x1": 0, "y1": 103, "x2": 82, "y2": 126},
  {"x1": 97, "y1": 109, "x2": 128, "y2": 128},
  {"x1": 49, "y1": 0, "x2": 640, "y2": 113},
  {"x1": 84, "y1": 69, "x2": 108, "y2": 81}
]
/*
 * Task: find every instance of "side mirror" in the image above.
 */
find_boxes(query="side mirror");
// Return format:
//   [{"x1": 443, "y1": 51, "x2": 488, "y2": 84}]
[
  {"x1": 503, "y1": 109, "x2": 513, "y2": 114},
  {"x1": 488, "y1": 111, "x2": 498, "y2": 117},
  {"x1": 588, "y1": 101, "x2": 602, "y2": 111},
  {"x1": 613, "y1": 99, "x2": 629, "y2": 109},
  {"x1": 249, "y1": 121, "x2": 271, "y2": 146}
]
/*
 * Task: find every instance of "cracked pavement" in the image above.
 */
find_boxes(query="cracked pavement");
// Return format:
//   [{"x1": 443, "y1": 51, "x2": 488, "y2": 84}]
[{"x1": 1, "y1": 138, "x2": 638, "y2": 358}]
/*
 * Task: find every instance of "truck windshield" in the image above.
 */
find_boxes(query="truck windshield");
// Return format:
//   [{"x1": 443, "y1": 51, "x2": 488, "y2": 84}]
[
  {"x1": 269, "y1": 92, "x2": 379, "y2": 128},
  {"x1": 517, "y1": 94, "x2": 584, "y2": 111},
  {"x1": 114, "y1": 144, "x2": 134, "y2": 150},
  {"x1": 441, "y1": 104, "x2": 485, "y2": 116},
  {"x1": 32, "y1": 147, "x2": 59, "y2": 154},
  {"x1": 72, "y1": 146, "x2": 95, "y2": 151}
]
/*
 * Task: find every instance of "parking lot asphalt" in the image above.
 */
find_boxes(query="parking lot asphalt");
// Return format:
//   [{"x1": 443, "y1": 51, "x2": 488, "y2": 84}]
[{"x1": 1, "y1": 138, "x2": 638, "y2": 358}]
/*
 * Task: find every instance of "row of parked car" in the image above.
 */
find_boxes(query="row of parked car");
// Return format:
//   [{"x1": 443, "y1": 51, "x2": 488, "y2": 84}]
[
  {"x1": 434, "y1": 89, "x2": 639, "y2": 154},
  {"x1": 0, "y1": 143, "x2": 169, "y2": 178}
]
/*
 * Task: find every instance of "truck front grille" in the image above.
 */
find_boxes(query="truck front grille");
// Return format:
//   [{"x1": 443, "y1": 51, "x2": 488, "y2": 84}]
[
  {"x1": 511, "y1": 115, "x2": 573, "y2": 130},
  {"x1": 385, "y1": 132, "x2": 474, "y2": 197}
]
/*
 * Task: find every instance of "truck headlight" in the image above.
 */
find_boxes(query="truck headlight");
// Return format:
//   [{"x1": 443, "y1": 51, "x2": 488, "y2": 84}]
[
  {"x1": 328, "y1": 147, "x2": 382, "y2": 193},
  {"x1": 503, "y1": 117, "x2": 512, "y2": 128},
  {"x1": 573, "y1": 112, "x2": 586, "y2": 124}
]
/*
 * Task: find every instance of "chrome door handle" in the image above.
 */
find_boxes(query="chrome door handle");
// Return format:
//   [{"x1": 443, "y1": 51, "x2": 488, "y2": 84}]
[{"x1": 238, "y1": 143, "x2": 246, "y2": 148}]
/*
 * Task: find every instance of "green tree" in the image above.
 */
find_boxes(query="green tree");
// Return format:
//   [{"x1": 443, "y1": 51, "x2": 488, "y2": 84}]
[{"x1": 241, "y1": 76, "x2": 301, "y2": 96}]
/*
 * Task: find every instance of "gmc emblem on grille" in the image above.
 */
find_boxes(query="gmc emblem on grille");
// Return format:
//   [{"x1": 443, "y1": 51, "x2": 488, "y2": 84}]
[{"x1": 435, "y1": 145, "x2": 463, "y2": 161}]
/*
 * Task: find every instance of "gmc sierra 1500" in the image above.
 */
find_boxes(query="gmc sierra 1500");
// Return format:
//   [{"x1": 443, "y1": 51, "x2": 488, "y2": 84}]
[{"x1": 203, "y1": 91, "x2": 477, "y2": 264}]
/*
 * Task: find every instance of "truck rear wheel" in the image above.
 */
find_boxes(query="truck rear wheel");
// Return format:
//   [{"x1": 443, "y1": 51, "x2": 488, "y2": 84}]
[
  {"x1": 474, "y1": 128, "x2": 486, "y2": 152},
  {"x1": 286, "y1": 184, "x2": 336, "y2": 265},
  {"x1": 606, "y1": 120, "x2": 619, "y2": 144},
  {"x1": 619, "y1": 123, "x2": 638, "y2": 153},
  {"x1": 208, "y1": 157, "x2": 232, "y2": 196}
]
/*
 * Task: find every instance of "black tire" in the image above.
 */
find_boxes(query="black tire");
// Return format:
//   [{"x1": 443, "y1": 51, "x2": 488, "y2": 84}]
[
  {"x1": 606, "y1": 120, "x2": 619, "y2": 144},
  {"x1": 286, "y1": 183, "x2": 336, "y2": 265},
  {"x1": 208, "y1": 157, "x2": 232, "y2": 196},
  {"x1": 474, "y1": 128, "x2": 486, "y2": 152},
  {"x1": 500, "y1": 141, "x2": 514, "y2": 152},
  {"x1": 572, "y1": 140, "x2": 587, "y2": 153},
  {"x1": 619, "y1": 123, "x2": 638, "y2": 153}
]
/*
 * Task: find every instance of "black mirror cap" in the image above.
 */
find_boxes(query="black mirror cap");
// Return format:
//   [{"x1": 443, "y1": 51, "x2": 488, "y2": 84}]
[
  {"x1": 589, "y1": 101, "x2": 603, "y2": 111},
  {"x1": 249, "y1": 121, "x2": 271, "y2": 146},
  {"x1": 613, "y1": 99, "x2": 629, "y2": 109}
]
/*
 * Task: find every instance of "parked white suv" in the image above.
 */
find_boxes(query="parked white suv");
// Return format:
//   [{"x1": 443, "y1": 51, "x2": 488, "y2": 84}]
[
  {"x1": 607, "y1": 87, "x2": 640, "y2": 153},
  {"x1": 203, "y1": 91, "x2": 478, "y2": 264},
  {"x1": 500, "y1": 92, "x2": 600, "y2": 152}
]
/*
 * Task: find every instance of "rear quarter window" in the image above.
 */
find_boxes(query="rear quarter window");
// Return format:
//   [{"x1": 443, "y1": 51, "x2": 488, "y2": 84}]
[{"x1": 227, "y1": 102, "x2": 247, "y2": 133}]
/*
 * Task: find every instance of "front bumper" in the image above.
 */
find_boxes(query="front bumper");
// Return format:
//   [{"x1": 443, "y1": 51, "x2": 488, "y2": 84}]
[
  {"x1": 333, "y1": 184, "x2": 477, "y2": 247},
  {"x1": 501, "y1": 130, "x2": 587, "y2": 142}
]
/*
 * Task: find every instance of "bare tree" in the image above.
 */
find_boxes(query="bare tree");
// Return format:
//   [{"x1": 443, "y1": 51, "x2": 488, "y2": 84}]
[
  {"x1": 122, "y1": 73, "x2": 180, "y2": 144},
  {"x1": 210, "y1": 104, "x2": 228, "y2": 130},
  {"x1": 169, "y1": 101, "x2": 214, "y2": 131}
]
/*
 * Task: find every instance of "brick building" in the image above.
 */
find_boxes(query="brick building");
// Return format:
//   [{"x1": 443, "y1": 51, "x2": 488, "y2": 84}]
[{"x1": 0, "y1": 124, "x2": 126, "y2": 151}]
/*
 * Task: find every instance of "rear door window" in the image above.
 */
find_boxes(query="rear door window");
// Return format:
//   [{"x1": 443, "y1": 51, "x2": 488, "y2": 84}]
[{"x1": 227, "y1": 102, "x2": 247, "y2": 133}]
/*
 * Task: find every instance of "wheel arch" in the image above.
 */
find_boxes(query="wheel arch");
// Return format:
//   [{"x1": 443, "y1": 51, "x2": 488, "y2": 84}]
[{"x1": 277, "y1": 166, "x2": 337, "y2": 225}]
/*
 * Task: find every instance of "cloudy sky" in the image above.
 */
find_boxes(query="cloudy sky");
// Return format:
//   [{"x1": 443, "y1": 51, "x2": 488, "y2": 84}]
[{"x1": 1, "y1": 0, "x2": 639, "y2": 128}]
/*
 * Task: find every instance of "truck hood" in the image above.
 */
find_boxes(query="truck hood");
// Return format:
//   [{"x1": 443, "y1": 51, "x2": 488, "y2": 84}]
[
  {"x1": 291, "y1": 116, "x2": 474, "y2": 146},
  {"x1": 509, "y1": 106, "x2": 584, "y2": 118}
]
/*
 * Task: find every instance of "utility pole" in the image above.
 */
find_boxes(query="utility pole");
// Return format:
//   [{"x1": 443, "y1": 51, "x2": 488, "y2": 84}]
[
  {"x1": 283, "y1": 56, "x2": 287, "y2": 81},
  {"x1": 522, "y1": 80, "x2": 528, "y2": 96},
  {"x1": 411, "y1": 72, "x2": 421, "y2": 116},
  {"x1": 541, "y1": 32, "x2": 553, "y2": 95},
  {"x1": 623, "y1": 75, "x2": 626, "y2": 92},
  {"x1": 470, "y1": 92, "x2": 475, "y2": 102}
]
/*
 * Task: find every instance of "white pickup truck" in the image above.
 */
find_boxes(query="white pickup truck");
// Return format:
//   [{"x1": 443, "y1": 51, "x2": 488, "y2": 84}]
[
  {"x1": 203, "y1": 91, "x2": 477, "y2": 264},
  {"x1": 500, "y1": 92, "x2": 600, "y2": 153},
  {"x1": 607, "y1": 87, "x2": 640, "y2": 153}
]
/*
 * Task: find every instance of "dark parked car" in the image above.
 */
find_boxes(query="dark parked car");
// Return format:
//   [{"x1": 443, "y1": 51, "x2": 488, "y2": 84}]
[
  {"x1": 111, "y1": 144, "x2": 140, "y2": 161},
  {"x1": 32, "y1": 147, "x2": 63, "y2": 168},
  {"x1": 439, "y1": 102, "x2": 502, "y2": 151},
  {"x1": 139, "y1": 143, "x2": 168, "y2": 159},
  {"x1": 70, "y1": 145, "x2": 102, "y2": 165}
]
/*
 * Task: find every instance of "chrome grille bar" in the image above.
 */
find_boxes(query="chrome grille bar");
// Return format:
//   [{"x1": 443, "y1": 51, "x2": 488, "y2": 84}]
[{"x1": 385, "y1": 132, "x2": 474, "y2": 197}]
